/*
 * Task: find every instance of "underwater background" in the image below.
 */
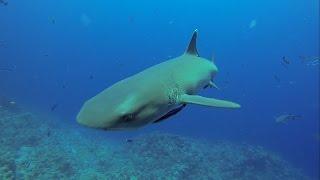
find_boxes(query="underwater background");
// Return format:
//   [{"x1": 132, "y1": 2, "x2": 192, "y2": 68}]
[{"x1": 0, "y1": 0, "x2": 319, "y2": 179}]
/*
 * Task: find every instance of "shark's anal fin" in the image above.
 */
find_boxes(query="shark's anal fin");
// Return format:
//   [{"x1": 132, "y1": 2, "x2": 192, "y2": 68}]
[
  {"x1": 180, "y1": 94, "x2": 240, "y2": 108},
  {"x1": 185, "y1": 29, "x2": 199, "y2": 56}
]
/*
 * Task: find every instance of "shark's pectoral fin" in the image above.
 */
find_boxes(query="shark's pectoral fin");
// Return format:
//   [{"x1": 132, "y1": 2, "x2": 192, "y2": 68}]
[{"x1": 180, "y1": 94, "x2": 241, "y2": 108}]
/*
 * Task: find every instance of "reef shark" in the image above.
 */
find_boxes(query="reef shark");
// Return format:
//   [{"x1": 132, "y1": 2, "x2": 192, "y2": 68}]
[{"x1": 77, "y1": 29, "x2": 240, "y2": 130}]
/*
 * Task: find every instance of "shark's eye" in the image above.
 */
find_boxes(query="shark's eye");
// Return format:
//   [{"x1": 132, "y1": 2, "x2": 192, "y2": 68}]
[{"x1": 122, "y1": 113, "x2": 135, "y2": 122}]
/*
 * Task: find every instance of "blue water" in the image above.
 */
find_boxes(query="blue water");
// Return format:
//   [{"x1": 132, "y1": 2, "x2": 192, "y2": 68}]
[{"x1": 1, "y1": 0, "x2": 319, "y2": 178}]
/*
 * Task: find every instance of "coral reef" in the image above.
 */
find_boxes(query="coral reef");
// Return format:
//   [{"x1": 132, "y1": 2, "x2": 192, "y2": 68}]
[
  {"x1": 103, "y1": 133, "x2": 309, "y2": 180},
  {"x1": 0, "y1": 147, "x2": 15, "y2": 180},
  {"x1": 0, "y1": 98, "x2": 311, "y2": 179},
  {"x1": 0, "y1": 97, "x2": 54, "y2": 178}
]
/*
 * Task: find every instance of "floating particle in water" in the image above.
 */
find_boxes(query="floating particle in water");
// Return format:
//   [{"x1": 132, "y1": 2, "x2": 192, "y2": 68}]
[
  {"x1": 288, "y1": 81, "x2": 296, "y2": 85},
  {"x1": 128, "y1": 16, "x2": 135, "y2": 23},
  {"x1": 169, "y1": 19, "x2": 175, "y2": 25},
  {"x1": 249, "y1": 19, "x2": 257, "y2": 29},
  {"x1": 114, "y1": 59, "x2": 125, "y2": 69},
  {"x1": 81, "y1": 13, "x2": 91, "y2": 27},
  {"x1": 0, "y1": 40, "x2": 7, "y2": 48}
]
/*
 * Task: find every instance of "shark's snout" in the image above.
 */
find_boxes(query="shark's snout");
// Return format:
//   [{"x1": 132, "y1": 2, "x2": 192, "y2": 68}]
[
  {"x1": 76, "y1": 95, "x2": 146, "y2": 130},
  {"x1": 76, "y1": 99, "x2": 117, "y2": 129},
  {"x1": 76, "y1": 106, "x2": 101, "y2": 128}
]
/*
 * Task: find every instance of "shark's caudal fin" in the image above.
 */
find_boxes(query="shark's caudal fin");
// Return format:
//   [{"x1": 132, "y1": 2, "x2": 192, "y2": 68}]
[
  {"x1": 185, "y1": 29, "x2": 199, "y2": 56},
  {"x1": 180, "y1": 94, "x2": 240, "y2": 108}
]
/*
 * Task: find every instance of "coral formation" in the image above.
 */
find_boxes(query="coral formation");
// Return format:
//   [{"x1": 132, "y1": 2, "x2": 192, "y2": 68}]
[
  {"x1": 0, "y1": 147, "x2": 15, "y2": 180},
  {"x1": 105, "y1": 133, "x2": 309, "y2": 180},
  {"x1": 0, "y1": 98, "x2": 311, "y2": 179}
]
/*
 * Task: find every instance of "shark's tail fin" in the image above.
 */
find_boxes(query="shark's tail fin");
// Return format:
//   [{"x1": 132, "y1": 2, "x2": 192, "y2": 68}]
[{"x1": 185, "y1": 29, "x2": 199, "y2": 57}]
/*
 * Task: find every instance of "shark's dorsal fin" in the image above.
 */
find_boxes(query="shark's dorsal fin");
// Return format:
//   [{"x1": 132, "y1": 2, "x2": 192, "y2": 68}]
[{"x1": 185, "y1": 29, "x2": 199, "y2": 56}]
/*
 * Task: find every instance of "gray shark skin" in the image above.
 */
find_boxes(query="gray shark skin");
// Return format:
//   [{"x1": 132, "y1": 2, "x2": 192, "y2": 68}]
[{"x1": 77, "y1": 29, "x2": 240, "y2": 130}]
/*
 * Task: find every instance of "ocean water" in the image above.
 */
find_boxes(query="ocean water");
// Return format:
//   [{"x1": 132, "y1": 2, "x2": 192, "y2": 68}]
[{"x1": 0, "y1": 0, "x2": 319, "y2": 179}]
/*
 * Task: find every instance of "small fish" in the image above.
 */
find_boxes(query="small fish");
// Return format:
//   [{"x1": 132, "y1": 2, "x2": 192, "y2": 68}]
[
  {"x1": 50, "y1": 104, "x2": 59, "y2": 111},
  {"x1": 299, "y1": 55, "x2": 319, "y2": 63},
  {"x1": 281, "y1": 56, "x2": 290, "y2": 68},
  {"x1": 62, "y1": 83, "x2": 67, "y2": 89},
  {"x1": 306, "y1": 59, "x2": 319, "y2": 66},
  {"x1": 282, "y1": 56, "x2": 290, "y2": 64},
  {"x1": 275, "y1": 114, "x2": 301, "y2": 123},
  {"x1": 299, "y1": 56, "x2": 319, "y2": 66},
  {"x1": 315, "y1": 133, "x2": 320, "y2": 141},
  {"x1": 51, "y1": 18, "x2": 56, "y2": 24},
  {"x1": 0, "y1": 41, "x2": 5, "y2": 47},
  {"x1": 126, "y1": 139, "x2": 133, "y2": 143},
  {"x1": 0, "y1": 0, "x2": 8, "y2": 6},
  {"x1": 47, "y1": 130, "x2": 51, "y2": 137},
  {"x1": 1, "y1": 65, "x2": 16, "y2": 72},
  {"x1": 273, "y1": 75, "x2": 280, "y2": 83},
  {"x1": 0, "y1": 68, "x2": 14, "y2": 72}
]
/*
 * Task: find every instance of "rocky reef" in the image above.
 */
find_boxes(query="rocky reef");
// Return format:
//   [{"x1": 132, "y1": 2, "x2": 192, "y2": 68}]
[{"x1": 0, "y1": 98, "x2": 311, "y2": 179}]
